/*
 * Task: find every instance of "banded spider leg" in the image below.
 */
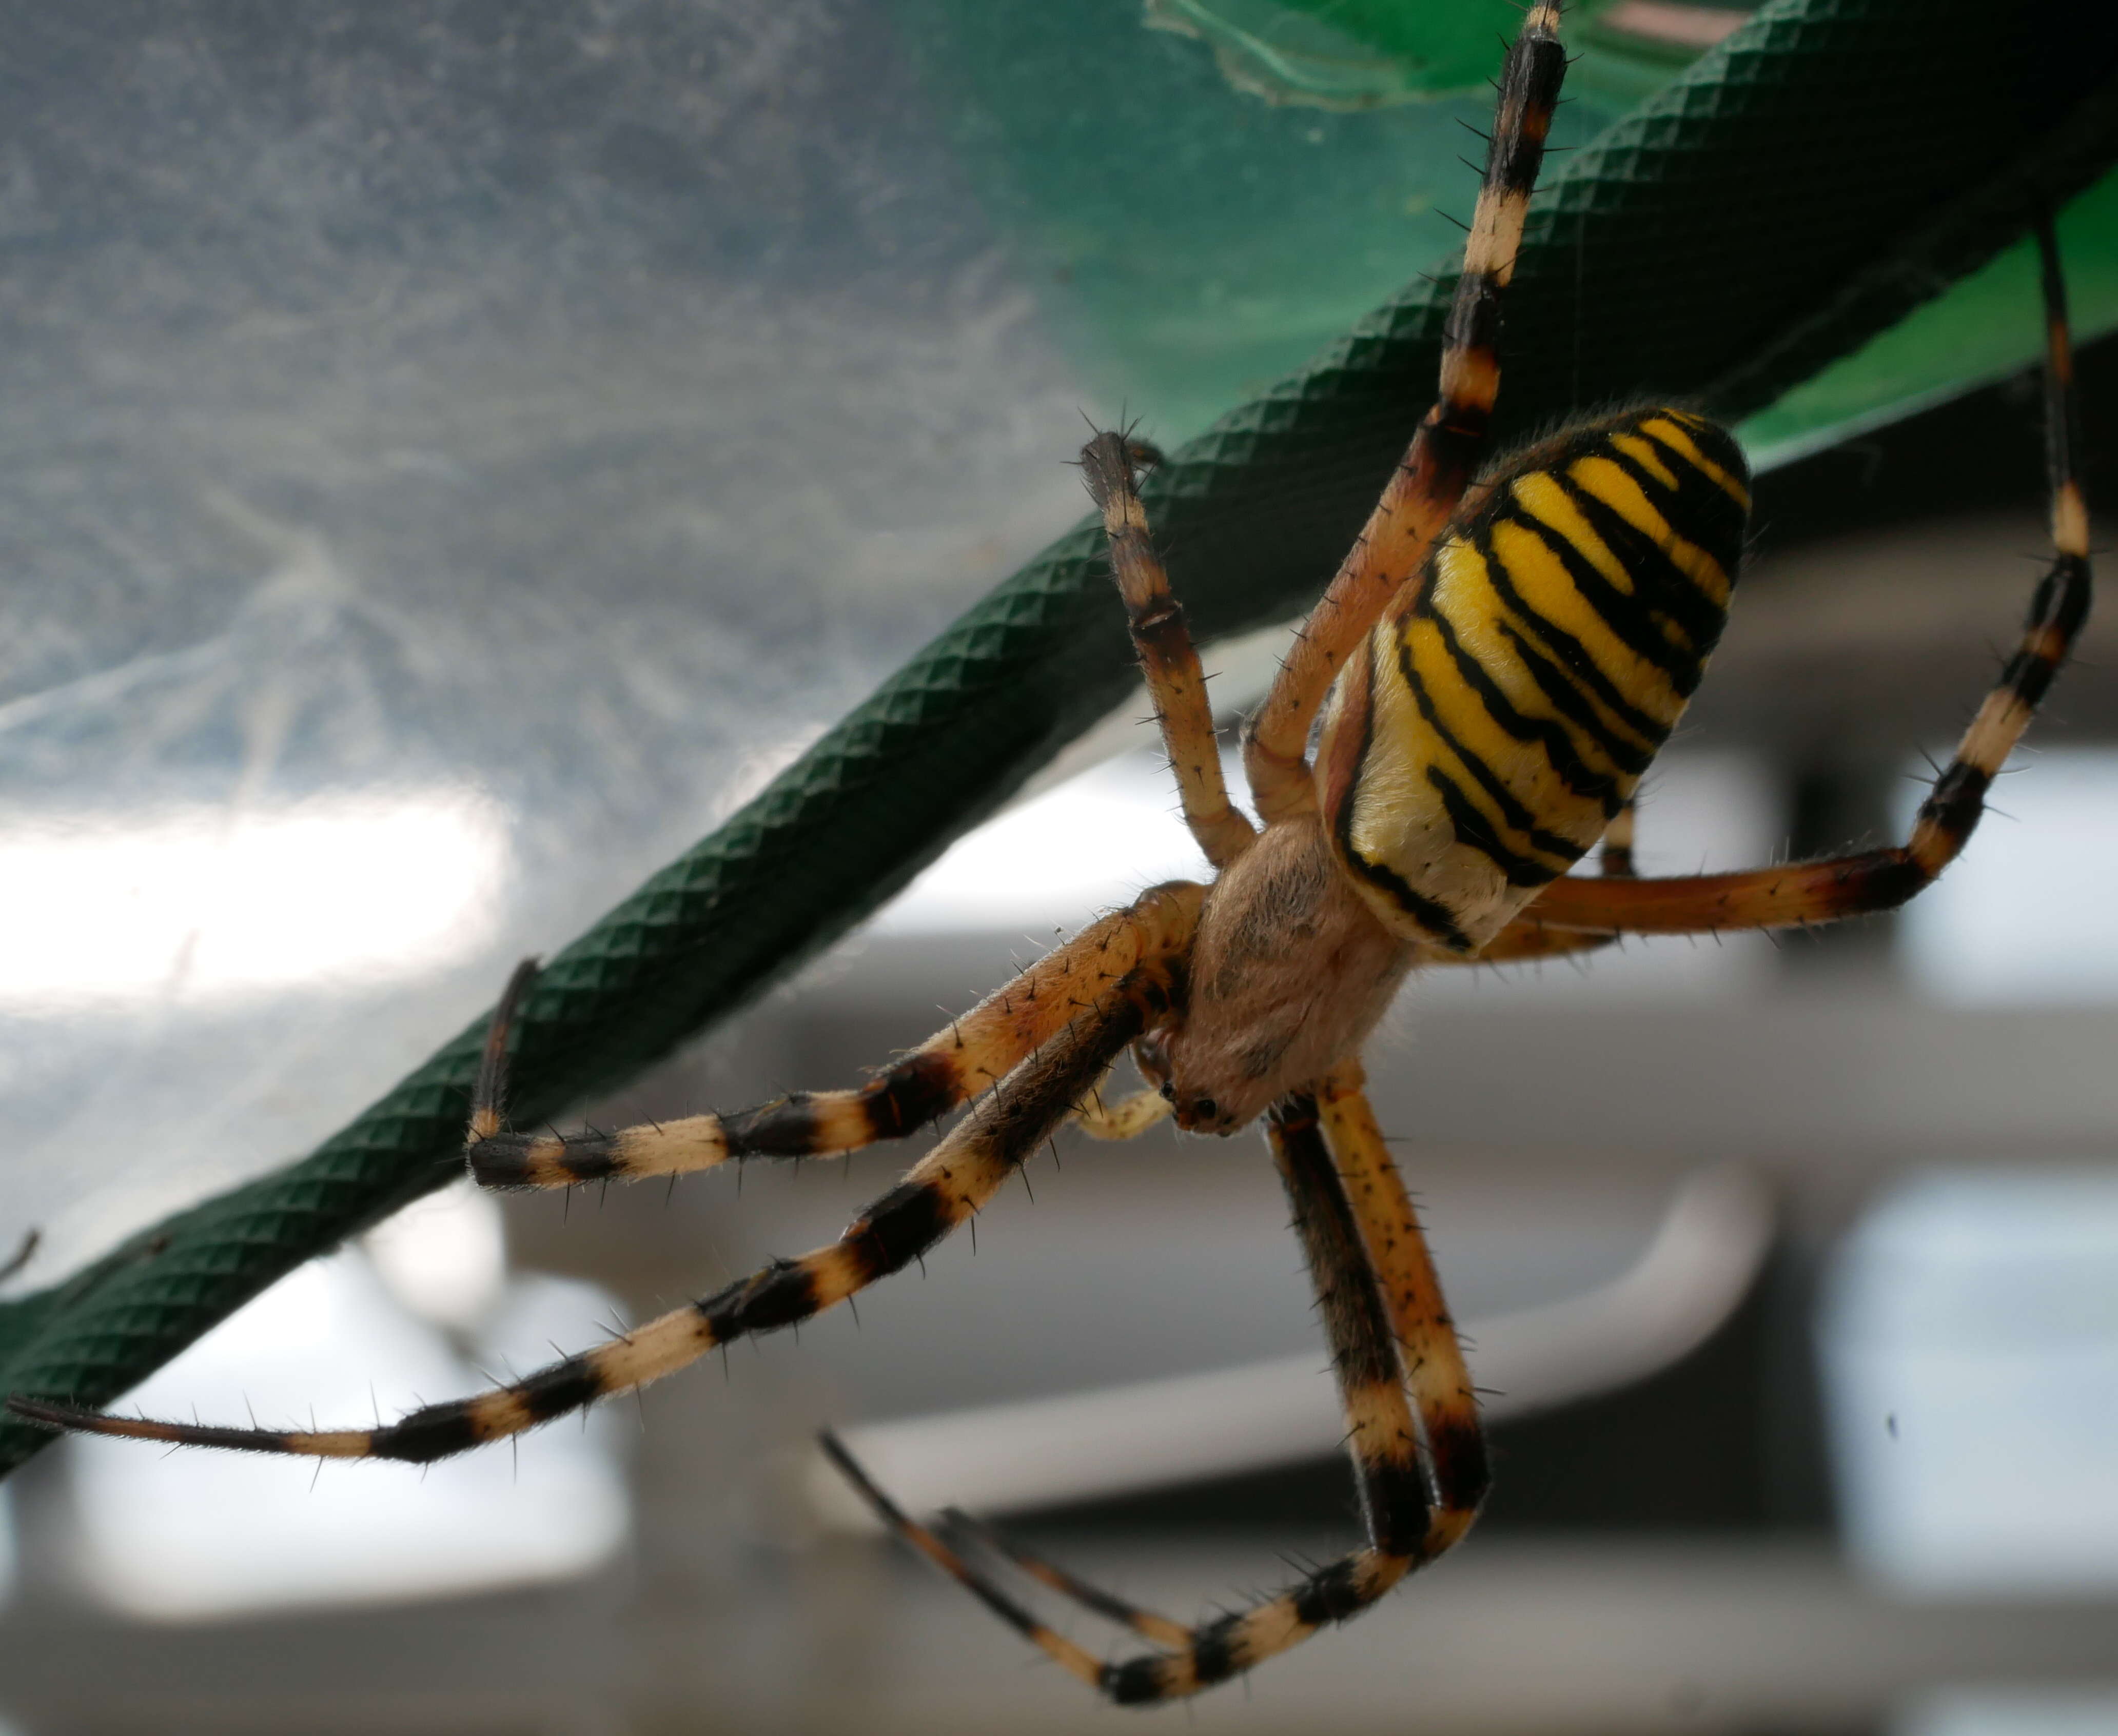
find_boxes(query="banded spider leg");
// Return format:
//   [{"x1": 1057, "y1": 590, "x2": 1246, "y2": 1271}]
[
  {"x1": 1516, "y1": 214, "x2": 2091, "y2": 945},
  {"x1": 825, "y1": 1061, "x2": 1482, "y2": 1704}
]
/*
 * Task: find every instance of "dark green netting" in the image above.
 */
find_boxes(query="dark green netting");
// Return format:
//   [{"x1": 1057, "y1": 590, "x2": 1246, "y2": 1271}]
[{"x1": 5, "y1": 0, "x2": 2118, "y2": 1475}]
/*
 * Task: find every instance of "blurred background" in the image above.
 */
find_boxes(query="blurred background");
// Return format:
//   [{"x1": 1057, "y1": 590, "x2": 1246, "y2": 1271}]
[{"x1": 2, "y1": 1, "x2": 2117, "y2": 1732}]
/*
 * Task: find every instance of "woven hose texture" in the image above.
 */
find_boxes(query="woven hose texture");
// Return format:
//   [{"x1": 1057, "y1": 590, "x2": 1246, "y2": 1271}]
[{"x1": 4, "y1": 0, "x2": 2118, "y2": 1475}]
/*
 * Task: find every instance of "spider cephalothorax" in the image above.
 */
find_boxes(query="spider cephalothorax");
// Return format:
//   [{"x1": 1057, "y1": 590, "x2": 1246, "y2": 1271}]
[
  {"x1": 12, "y1": 0, "x2": 2093, "y2": 1706},
  {"x1": 1160, "y1": 811, "x2": 1407, "y2": 1134}
]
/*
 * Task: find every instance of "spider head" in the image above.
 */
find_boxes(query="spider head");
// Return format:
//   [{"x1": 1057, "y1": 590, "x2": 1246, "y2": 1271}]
[
  {"x1": 1165, "y1": 1081, "x2": 1232, "y2": 1136},
  {"x1": 1161, "y1": 817, "x2": 1409, "y2": 1135}
]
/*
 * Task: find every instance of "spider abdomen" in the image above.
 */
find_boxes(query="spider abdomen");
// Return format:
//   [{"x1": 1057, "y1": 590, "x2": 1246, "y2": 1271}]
[{"x1": 1318, "y1": 407, "x2": 1750, "y2": 953}]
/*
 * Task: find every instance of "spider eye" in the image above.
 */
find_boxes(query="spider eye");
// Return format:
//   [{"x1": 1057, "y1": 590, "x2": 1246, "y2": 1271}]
[
  {"x1": 1192, "y1": 1096, "x2": 1219, "y2": 1121},
  {"x1": 1159, "y1": 1081, "x2": 1176, "y2": 1101}
]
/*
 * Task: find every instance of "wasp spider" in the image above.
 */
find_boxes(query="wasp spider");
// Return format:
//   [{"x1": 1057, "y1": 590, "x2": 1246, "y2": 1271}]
[{"x1": 13, "y1": 1, "x2": 2094, "y2": 1705}]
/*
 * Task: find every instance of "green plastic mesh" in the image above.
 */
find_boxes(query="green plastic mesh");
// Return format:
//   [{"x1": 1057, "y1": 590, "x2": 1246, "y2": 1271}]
[{"x1": 5, "y1": 0, "x2": 2118, "y2": 1475}]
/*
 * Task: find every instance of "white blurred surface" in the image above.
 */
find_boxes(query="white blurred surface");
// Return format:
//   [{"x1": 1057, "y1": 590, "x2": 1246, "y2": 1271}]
[
  {"x1": 363, "y1": 1180, "x2": 511, "y2": 1336},
  {"x1": 1822, "y1": 1167, "x2": 2118, "y2": 1596},
  {"x1": 68, "y1": 1253, "x2": 631, "y2": 1620},
  {"x1": 1901, "y1": 747, "x2": 2118, "y2": 1004},
  {"x1": 1902, "y1": 1687, "x2": 2118, "y2": 1736},
  {"x1": 874, "y1": 748, "x2": 1221, "y2": 934},
  {"x1": 0, "y1": 0, "x2": 1093, "y2": 1283},
  {"x1": 0, "y1": 791, "x2": 509, "y2": 1012}
]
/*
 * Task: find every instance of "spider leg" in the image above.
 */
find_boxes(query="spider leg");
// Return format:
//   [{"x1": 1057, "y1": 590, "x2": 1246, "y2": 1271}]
[
  {"x1": 1067, "y1": 1036, "x2": 1176, "y2": 1141},
  {"x1": 466, "y1": 880, "x2": 1203, "y2": 1188},
  {"x1": 1243, "y1": 2, "x2": 1565, "y2": 823},
  {"x1": 1068, "y1": 1078, "x2": 1172, "y2": 1141},
  {"x1": 815, "y1": 1433, "x2": 1116, "y2": 1679},
  {"x1": 1517, "y1": 220, "x2": 2090, "y2": 940},
  {"x1": 1436, "y1": 919, "x2": 1607, "y2": 966},
  {"x1": 1082, "y1": 430, "x2": 1257, "y2": 869},
  {"x1": 1316, "y1": 1060, "x2": 1486, "y2": 1549},
  {"x1": 7, "y1": 975, "x2": 1173, "y2": 1463},
  {"x1": 826, "y1": 1086, "x2": 1459, "y2": 1704},
  {"x1": 937, "y1": 1505, "x2": 1193, "y2": 1648}
]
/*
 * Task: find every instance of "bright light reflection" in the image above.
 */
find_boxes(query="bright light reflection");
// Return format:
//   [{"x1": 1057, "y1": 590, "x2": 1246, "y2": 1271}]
[
  {"x1": 70, "y1": 1254, "x2": 629, "y2": 1620},
  {"x1": 0, "y1": 792, "x2": 511, "y2": 1011},
  {"x1": 875, "y1": 751, "x2": 1213, "y2": 933},
  {"x1": 1821, "y1": 1168, "x2": 2118, "y2": 1595},
  {"x1": 1900, "y1": 748, "x2": 2118, "y2": 1004},
  {"x1": 363, "y1": 1181, "x2": 509, "y2": 1334},
  {"x1": 1902, "y1": 1687, "x2": 2118, "y2": 1736}
]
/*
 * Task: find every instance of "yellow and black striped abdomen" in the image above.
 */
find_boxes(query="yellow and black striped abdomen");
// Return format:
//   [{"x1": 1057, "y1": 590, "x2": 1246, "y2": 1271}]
[{"x1": 1318, "y1": 408, "x2": 1750, "y2": 953}]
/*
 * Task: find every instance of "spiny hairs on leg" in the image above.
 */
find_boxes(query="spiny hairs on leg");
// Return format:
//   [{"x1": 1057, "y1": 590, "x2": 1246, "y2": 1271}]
[
  {"x1": 1081, "y1": 427, "x2": 1257, "y2": 871},
  {"x1": 938, "y1": 1505, "x2": 1193, "y2": 1648},
  {"x1": 1241, "y1": 0, "x2": 1566, "y2": 823},
  {"x1": 463, "y1": 880, "x2": 1204, "y2": 1189},
  {"x1": 1522, "y1": 210, "x2": 2091, "y2": 940},
  {"x1": 828, "y1": 1091, "x2": 1482, "y2": 1704},
  {"x1": 1068, "y1": 1080, "x2": 1172, "y2": 1140},
  {"x1": 832, "y1": 1415, "x2": 1422, "y2": 1706},
  {"x1": 466, "y1": 956, "x2": 541, "y2": 1144},
  {"x1": 7, "y1": 980, "x2": 1169, "y2": 1463},
  {"x1": 1836, "y1": 210, "x2": 2088, "y2": 896},
  {"x1": 1068, "y1": 1040, "x2": 1175, "y2": 1140},
  {"x1": 1315, "y1": 1062, "x2": 1488, "y2": 1544}
]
